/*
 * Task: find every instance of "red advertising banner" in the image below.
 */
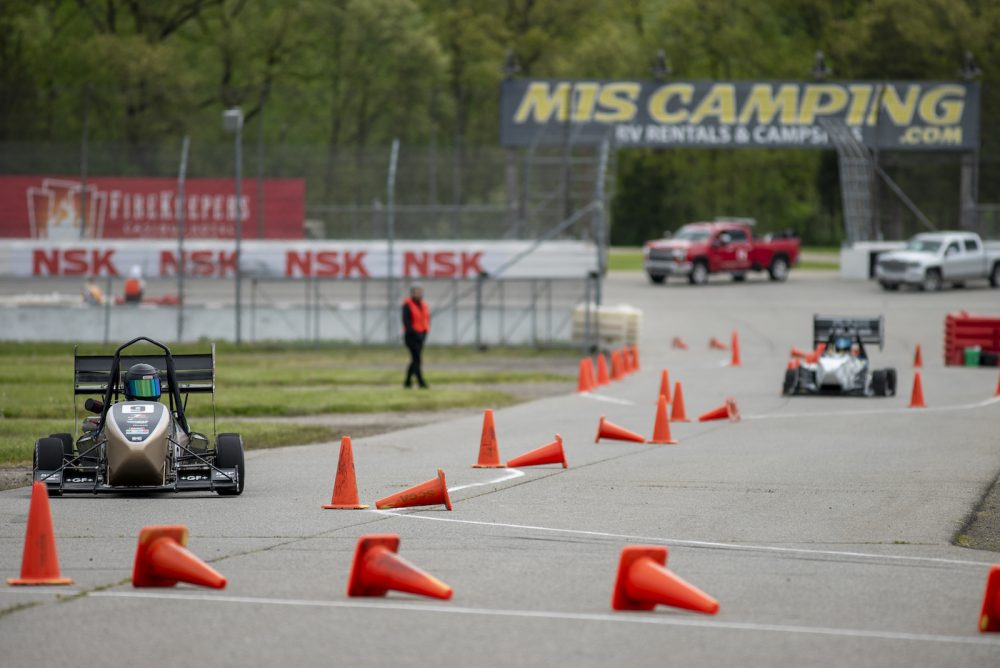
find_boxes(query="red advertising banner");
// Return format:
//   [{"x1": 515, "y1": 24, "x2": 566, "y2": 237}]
[{"x1": 0, "y1": 176, "x2": 305, "y2": 239}]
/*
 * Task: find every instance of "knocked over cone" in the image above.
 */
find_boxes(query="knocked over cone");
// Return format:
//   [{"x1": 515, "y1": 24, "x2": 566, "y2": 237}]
[
  {"x1": 671, "y1": 337, "x2": 689, "y2": 350},
  {"x1": 709, "y1": 337, "x2": 728, "y2": 351},
  {"x1": 506, "y1": 435, "x2": 567, "y2": 468},
  {"x1": 348, "y1": 534, "x2": 452, "y2": 600},
  {"x1": 7, "y1": 482, "x2": 74, "y2": 586},
  {"x1": 612, "y1": 545, "x2": 719, "y2": 614},
  {"x1": 595, "y1": 416, "x2": 646, "y2": 444},
  {"x1": 132, "y1": 525, "x2": 226, "y2": 589},
  {"x1": 698, "y1": 398, "x2": 740, "y2": 422},
  {"x1": 375, "y1": 469, "x2": 452, "y2": 511}
]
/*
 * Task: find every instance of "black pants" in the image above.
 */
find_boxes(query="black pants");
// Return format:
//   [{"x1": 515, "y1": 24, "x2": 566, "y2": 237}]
[{"x1": 405, "y1": 332, "x2": 427, "y2": 387}]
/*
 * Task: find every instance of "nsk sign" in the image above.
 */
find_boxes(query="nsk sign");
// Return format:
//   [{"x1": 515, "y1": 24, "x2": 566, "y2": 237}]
[{"x1": 499, "y1": 79, "x2": 979, "y2": 150}]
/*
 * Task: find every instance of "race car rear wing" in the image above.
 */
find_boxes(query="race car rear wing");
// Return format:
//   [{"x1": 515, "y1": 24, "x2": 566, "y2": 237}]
[
  {"x1": 74, "y1": 345, "x2": 215, "y2": 395},
  {"x1": 813, "y1": 315, "x2": 884, "y2": 350}
]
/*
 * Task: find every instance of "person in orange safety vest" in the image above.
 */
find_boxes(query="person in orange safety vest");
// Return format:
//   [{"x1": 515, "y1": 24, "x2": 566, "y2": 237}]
[{"x1": 402, "y1": 285, "x2": 430, "y2": 389}]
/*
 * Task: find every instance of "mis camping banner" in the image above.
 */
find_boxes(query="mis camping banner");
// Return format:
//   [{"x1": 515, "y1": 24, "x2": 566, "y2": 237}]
[{"x1": 500, "y1": 79, "x2": 979, "y2": 150}]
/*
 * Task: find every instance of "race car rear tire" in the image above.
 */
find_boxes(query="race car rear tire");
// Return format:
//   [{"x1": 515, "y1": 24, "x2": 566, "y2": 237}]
[
  {"x1": 871, "y1": 370, "x2": 889, "y2": 397},
  {"x1": 648, "y1": 273, "x2": 665, "y2": 284},
  {"x1": 886, "y1": 368, "x2": 897, "y2": 396},
  {"x1": 782, "y1": 369, "x2": 797, "y2": 395},
  {"x1": 49, "y1": 433, "x2": 74, "y2": 457},
  {"x1": 768, "y1": 256, "x2": 789, "y2": 282},
  {"x1": 34, "y1": 437, "x2": 64, "y2": 471},
  {"x1": 215, "y1": 433, "x2": 245, "y2": 496}
]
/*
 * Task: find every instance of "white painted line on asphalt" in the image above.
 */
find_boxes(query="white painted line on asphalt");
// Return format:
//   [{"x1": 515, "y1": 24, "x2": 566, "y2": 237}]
[
  {"x1": 744, "y1": 395, "x2": 1000, "y2": 421},
  {"x1": 371, "y1": 511, "x2": 994, "y2": 570},
  {"x1": 448, "y1": 468, "x2": 524, "y2": 492},
  {"x1": 578, "y1": 393, "x2": 634, "y2": 405},
  {"x1": 88, "y1": 590, "x2": 1000, "y2": 647}
]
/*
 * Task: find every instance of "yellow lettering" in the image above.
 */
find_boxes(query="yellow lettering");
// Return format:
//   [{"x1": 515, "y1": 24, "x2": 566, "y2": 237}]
[
  {"x1": 572, "y1": 83, "x2": 600, "y2": 122},
  {"x1": 940, "y1": 126, "x2": 962, "y2": 144},
  {"x1": 594, "y1": 82, "x2": 640, "y2": 122},
  {"x1": 689, "y1": 84, "x2": 736, "y2": 124},
  {"x1": 799, "y1": 84, "x2": 849, "y2": 124},
  {"x1": 880, "y1": 85, "x2": 920, "y2": 126},
  {"x1": 845, "y1": 84, "x2": 873, "y2": 126},
  {"x1": 737, "y1": 84, "x2": 799, "y2": 124},
  {"x1": 513, "y1": 82, "x2": 570, "y2": 123},
  {"x1": 648, "y1": 84, "x2": 693, "y2": 123},
  {"x1": 918, "y1": 85, "x2": 965, "y2": 125}
]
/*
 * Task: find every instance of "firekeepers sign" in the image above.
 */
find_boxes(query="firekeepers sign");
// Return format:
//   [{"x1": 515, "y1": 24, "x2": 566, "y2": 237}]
[{"x1": 499, "y1": 79, "x2": 980, "y2": 150}]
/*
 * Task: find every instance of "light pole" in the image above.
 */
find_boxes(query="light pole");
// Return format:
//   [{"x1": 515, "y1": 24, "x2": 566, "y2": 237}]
[{"x1": 223, "y1": 107, "x2": 244, "y2": 344}]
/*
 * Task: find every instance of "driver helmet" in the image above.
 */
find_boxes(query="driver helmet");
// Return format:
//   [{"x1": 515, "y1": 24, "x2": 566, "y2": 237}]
[
  {"x1": 124, "y1": 363, "x2": 161, "y2": 401},
  {"x1": 833, "y1": 336, "x2": 852, "y2": 353}
]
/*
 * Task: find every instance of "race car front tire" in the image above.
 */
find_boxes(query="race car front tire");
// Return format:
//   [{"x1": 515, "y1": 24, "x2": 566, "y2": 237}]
[
  {"x1": 49, "y1": 432, "x2": 74, "y2": 457},
  {"x1": 782, "y1": 369, "x2": 797, "y2": 395},
  {"x1": 215, "y1": 433, "x2": 245, "y2": 496},
  {"x1": 885, "y1": 368, "x2": 897, "y2": 396},
  {"x1": 871, "y1": 370, "x2": 889, "y2": 397},
  {"x1": 34, "y1": 437, "x2": 64, "y2": 472}
]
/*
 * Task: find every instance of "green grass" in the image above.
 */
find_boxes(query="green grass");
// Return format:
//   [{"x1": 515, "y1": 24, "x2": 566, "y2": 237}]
[
  {"x1": 0, "y1": 342, "x2": 573, "y2": 466},
  {"x1": 0, "y1": 419, "x2": 337, "y2": 466}
]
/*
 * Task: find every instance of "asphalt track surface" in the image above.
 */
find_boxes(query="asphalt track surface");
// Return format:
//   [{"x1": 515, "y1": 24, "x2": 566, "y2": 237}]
[{"x1": 2, "y1": 271, "x2": 1000, "y2": 667}]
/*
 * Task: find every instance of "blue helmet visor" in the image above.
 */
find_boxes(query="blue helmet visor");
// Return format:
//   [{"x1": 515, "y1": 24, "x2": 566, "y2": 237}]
[{"x1": 126, "y1": 376, "x2": 160, "y2": 399}]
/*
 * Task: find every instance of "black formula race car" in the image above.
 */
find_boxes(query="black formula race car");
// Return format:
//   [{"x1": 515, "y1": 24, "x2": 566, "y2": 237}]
[
  {"x1": 33, "y1": 336, "x2": 244, "y2": 496},
  {"x1": 782, "y1": 315, "x2": 897, "y2": 397}
]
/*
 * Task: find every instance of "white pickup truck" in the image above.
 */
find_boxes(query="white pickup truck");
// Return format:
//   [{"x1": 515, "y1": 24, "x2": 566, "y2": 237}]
[{"x1": 875, "y1": 231, "x2": 1000, "y2": 291}]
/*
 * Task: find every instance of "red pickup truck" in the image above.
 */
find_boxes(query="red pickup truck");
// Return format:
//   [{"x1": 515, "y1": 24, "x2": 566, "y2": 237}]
[{"x1": 642, "y1": 219, "x2": 800, "y2": 285}]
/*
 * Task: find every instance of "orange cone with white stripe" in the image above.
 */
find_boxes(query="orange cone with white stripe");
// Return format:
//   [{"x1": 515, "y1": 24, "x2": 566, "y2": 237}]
[{"x1": 612, "y1": 545, "x2": 719, "y2": 614}]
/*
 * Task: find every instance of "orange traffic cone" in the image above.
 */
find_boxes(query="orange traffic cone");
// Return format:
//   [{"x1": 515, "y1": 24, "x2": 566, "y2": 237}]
[
  {"x1": 671, "y1": 381, "x2": 690, "y2": 422},
  {"x1": 621, "y1": 347, "x2": 633, "y2": 374},
  {"x1": 610, "y1": 351, "x2": 623, "y2": 380},
  {"x1": 631, "y1": 345, "x2": 640, "y2": 371},
  {"x1": 658, "y1": 369, "x2": 671, "y2": 403},
  {"x1": 132, "y1": 525, "x2": 226, "y2": 589},
  {"x1": 595, "y1": 416, "x2": 646, "y2": 444},
  {"x1": 980, "y1": 565, "x2": 1000, "y2": 632},
  {"x1": 347, "y1": 534, "x2": 452, "y2": 600},
  {"x1": 596, "y1": 353, "x2": 610, "y2": 385},
  {"x1": 649, "y1": 395, "x2": 677, "y2": 445},
  {"x1": 472, "y1": 409, "x2": 503, "y2": 468},
  {"x1": 375, "y1": 469, "x2": 452, "y2": 510},
  {"x1": 611, "y1": 545, "x2": 719, "y2": 614},
  {"x1": 908, "y1": 372, "x2": 926, "y2": 408},
  {"x1": 7, "y1": 482, "x2": 73, "y2": 586},
  {"x1": 322, "y1": 436, "x2": 368, "y2": 509},
  {"x1": 506, "y1": 435, "x2": 567, "y2": 468},
  {"x1": 578, "y1": 358, "x2": 596, "y2": 393},
  {"x1": 914, "y1": 344, "x2": 923, "y2": 369},
  {"x1": 730, "y1": 330, "x2": 741, "y2": 367},
  {"x1": 790, "y1": 346, "x2": 809, "y2": 359},
  {"x1": 709, "y1": 337, "x2": 728, "y2": 351},
  {"x1": 995, "y1": 369, "x2": 1000, "y2": 398},
  {"x1": 672, "y1": 336, "x2": 688, "y2": 350},
  {"x1": 698, "y1": 397, "x2": 741, "y2": 422}
]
